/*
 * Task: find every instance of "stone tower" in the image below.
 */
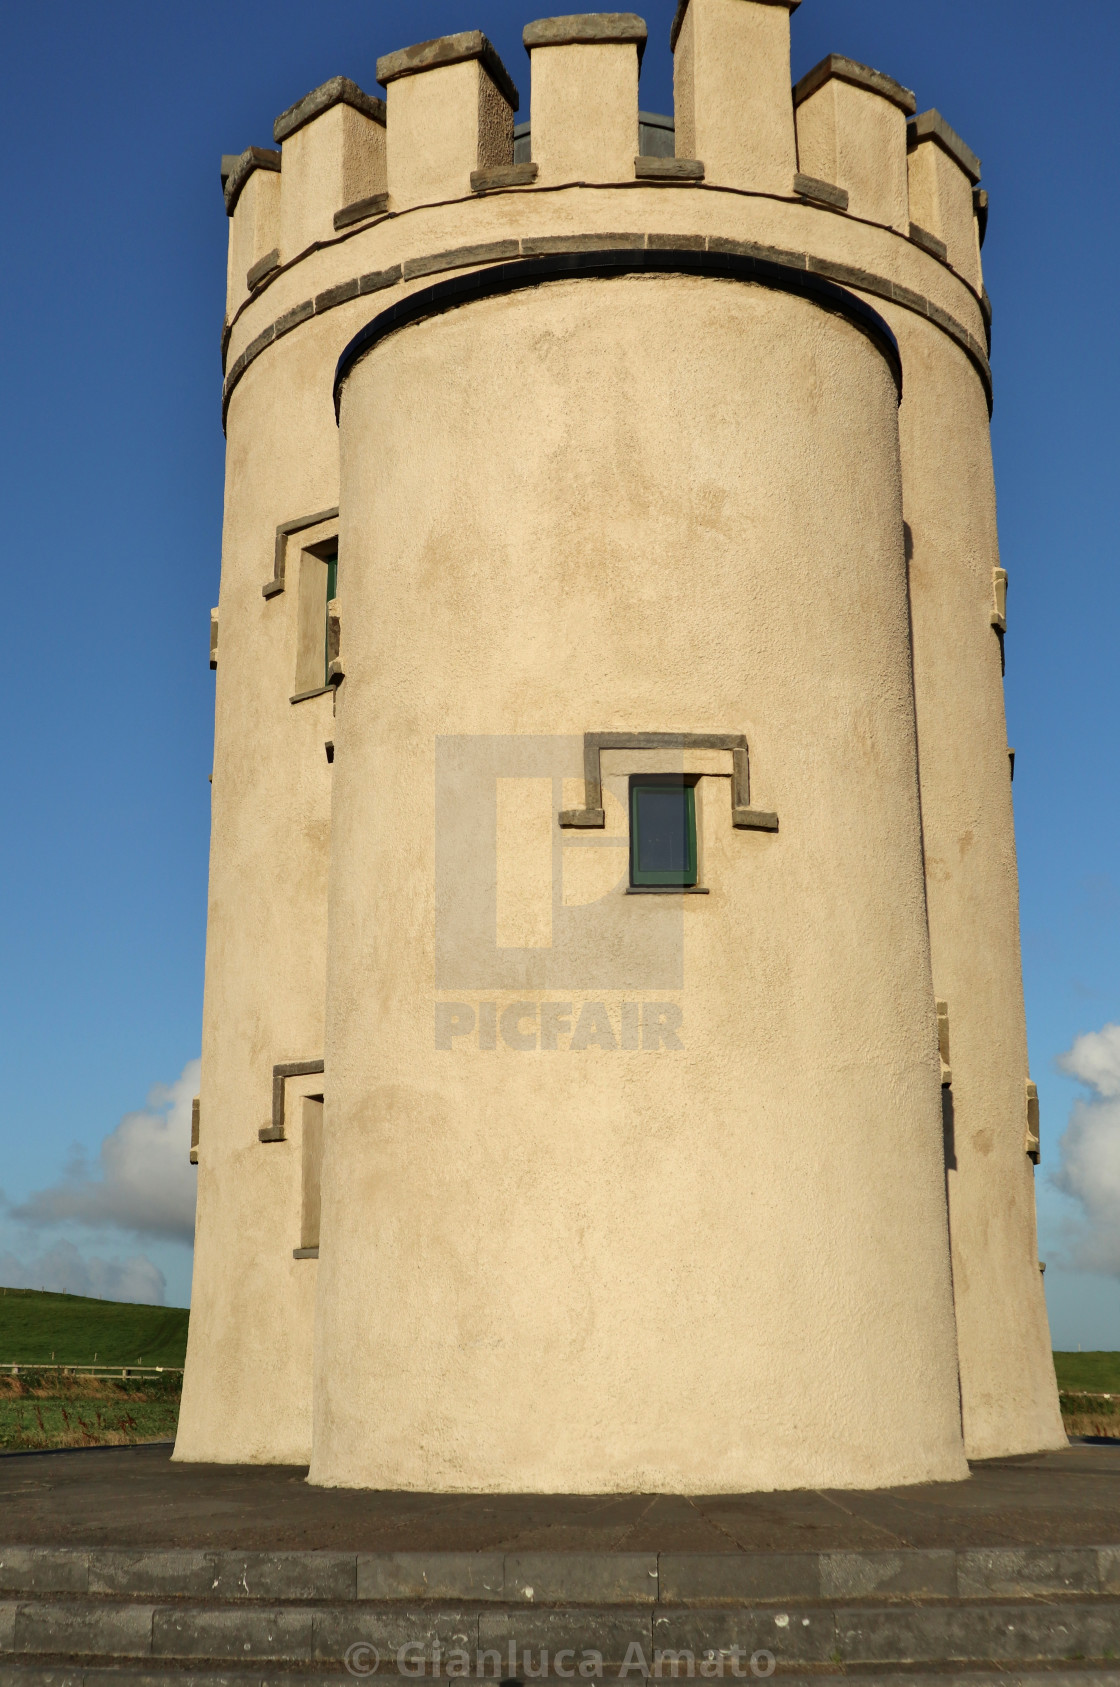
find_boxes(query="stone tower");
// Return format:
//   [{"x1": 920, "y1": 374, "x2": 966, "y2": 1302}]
[{"x1": 177, "y1": 2, "x2": 1065, "y2": 1491}]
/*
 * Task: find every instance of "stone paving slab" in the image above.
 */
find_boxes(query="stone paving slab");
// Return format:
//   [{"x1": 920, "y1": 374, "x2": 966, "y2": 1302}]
[{"x1": 1, "y1": 1445, "x2": 1119, "y2": 1555}]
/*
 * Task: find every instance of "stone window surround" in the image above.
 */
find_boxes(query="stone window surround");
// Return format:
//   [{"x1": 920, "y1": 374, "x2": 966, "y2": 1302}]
[
  {"x1": 263, "y1": 507, "x2": 339, "y2": 599},
  {"x1": 559, "y1": 733, "x2": 778, "y2": 835},
  {"x1": 259, "y1": 1059, "x2": 324, "y2": 1144}
]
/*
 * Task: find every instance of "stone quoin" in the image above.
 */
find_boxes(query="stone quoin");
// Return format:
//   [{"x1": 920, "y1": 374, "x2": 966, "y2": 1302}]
[{"x1": 180, "y1": 1, "x2": 1065, "y2": 1491}]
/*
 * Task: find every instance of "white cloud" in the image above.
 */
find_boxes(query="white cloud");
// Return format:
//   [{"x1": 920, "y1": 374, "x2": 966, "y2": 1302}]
[
  {"x1": 0, "y1": 1239, "x2": 167, "y2": 1305},
  {"x1": 12, "y1": 1060, "x2": 199, "y2": 1245},
  {"x1": 1058, "y1": 1023, "x2": 1120, "y2": 1097},
  {"x1": 1052, "y1": 1024, "x2": 1120, "y2": 1276}
]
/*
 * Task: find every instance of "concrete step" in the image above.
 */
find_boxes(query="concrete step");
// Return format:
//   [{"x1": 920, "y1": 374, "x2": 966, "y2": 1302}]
[
  {"x1": 3, "y1": 1547, "x2": 1120, "y2": 1604},
  {"x1": 5, "y1": 1547, "x2": 1120, "y2": 1679},
  {"x1": 4, "y1": 1668, "x2": 1120, "y2": 1687},
  {"x1": 4, "y1": 1595, "x2": 1120, "y2": 1673}
]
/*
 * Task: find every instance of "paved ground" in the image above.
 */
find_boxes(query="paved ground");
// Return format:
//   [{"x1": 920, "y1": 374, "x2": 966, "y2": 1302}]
[{"x1": 0, "y1": 1442, "x2": 1117, "y2": 1552}]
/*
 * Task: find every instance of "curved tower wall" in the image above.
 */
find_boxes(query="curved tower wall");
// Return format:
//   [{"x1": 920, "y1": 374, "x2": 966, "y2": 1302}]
[
  {"x1": 320, "y1": 271, "x2": 964, "y2": 1492},
  {"x1": 178, "y1": 0, "x2": 1063, "y2": 1479}
]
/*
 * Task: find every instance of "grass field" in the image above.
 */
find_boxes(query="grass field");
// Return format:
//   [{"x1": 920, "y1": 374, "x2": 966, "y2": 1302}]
[
  {"x1": 1053, "y1": 1352, "x2": 1120, "y2": 1439},
  {"x1": 0, "y1": 1287, "x2": 189, "y2": 1367},
  {"x1": 0, "y1": 1370, "x2": 180, "y2": 1451},
  {"x1": 1052, "y1": 1351, "x2": 1120, "y2": 1392}
]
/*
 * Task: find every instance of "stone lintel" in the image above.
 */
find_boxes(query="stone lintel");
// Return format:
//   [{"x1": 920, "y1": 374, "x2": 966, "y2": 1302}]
[
  {"x1": 334, "y1": 192, "x2": 391, "y2": 232},
  {"x1": 223, "y1": 146, "x2": 281, "y2": 216},
  {"x1": 908, "y1": 108, "x2": 981, "y2": 184},
  {"x1": 246, "y1": 248, "x2": 281, "y2": 291},
  {"x1": 671, "y1": 0, "x2": 800, "y2": 55},
  {"x1": 523, "y1": 14, "x2": 648, "y2": 67},
  {"x1": 471, "y1": 163, "x2": 540, "y2": 193},
  {"x1": 273, "y1": 76, "x2": 386, "y2": 145},
  {"x1": 635, "y1": 157, "x2": 704, "y2": 182},
  {"x1": 794, "y1": 173, "x2": 849, "y2": 211},
  {"x1": 909, "y1": 221, "x2": 949, "y2": 263},
  {"x1": 376, "y1": 32, "x2": 519, "y2": 113},
  {"x1": 793, "y1": 54, "x2": 916, "y2": 116}
]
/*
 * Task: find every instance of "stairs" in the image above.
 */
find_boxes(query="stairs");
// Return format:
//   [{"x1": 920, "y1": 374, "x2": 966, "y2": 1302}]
[{"x1": 3, "y1": 1545, "x2": 1120, "y2": 1684}]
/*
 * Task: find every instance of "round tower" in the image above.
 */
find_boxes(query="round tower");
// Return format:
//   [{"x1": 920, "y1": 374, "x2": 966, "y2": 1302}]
[{"x1": 177, "y1": 2, "x2": 1064, "y2": 1488}]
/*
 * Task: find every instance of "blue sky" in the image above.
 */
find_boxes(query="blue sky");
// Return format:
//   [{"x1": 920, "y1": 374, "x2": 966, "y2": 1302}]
[{"x1": 0, "y1": 0, "x2": 1117, "y2": 1335}]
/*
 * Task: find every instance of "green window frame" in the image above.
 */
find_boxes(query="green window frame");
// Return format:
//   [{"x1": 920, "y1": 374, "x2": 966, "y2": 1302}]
[
  {"x1": 629, "y1": 779, "x2": 698, "y2": 887},
  {"x1": 324, "y1": 550, "x2": 338, "y2": 688}
]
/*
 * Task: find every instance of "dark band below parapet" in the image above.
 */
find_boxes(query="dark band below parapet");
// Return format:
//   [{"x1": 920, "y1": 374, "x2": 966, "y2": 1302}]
[
  {"x1": 332, "y1": 247, "x2": 902, "y2": 418},
  {"x1": 222, "y1": 232, "x2": 993, "y2": 430}
]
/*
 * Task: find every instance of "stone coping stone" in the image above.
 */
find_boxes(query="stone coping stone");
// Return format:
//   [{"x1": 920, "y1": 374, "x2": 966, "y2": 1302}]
[
  {"x1": 273, "y1": 76, "x2": 385, "y2": 144},
  {"x1": 794, "y1": 54, "x2": 916, "y2": 115},
  {"x1": 908, "y1": 108, "x2": 982, "y2": 183},
  {"x1": 523, "y1": 14, "x2": 648, "y2": 65},
  {"x1": 376, "y1": 32, "x2": 519, "y2": 112},
  {"x1": 222, "y1": 147, "x2": 280, "y2": 216},
  {"x1": 4, "y1": 1545, "x2": 1120, "y2": 1604}
]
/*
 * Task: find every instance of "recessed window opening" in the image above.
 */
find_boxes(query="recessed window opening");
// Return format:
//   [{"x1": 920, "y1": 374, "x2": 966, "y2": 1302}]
[
  {"x1": 323, "y1": 550, "x2": 338, "y2": 689},
  {"x1": 293, "y1": 539, "x2": 338, "y2": 698},
  {"x1": 630, "y1": 778, "x2": 697, "y2": 888},
  {"x1": 301, "y1": 1094, "x2": 324, "y2": 1253}
]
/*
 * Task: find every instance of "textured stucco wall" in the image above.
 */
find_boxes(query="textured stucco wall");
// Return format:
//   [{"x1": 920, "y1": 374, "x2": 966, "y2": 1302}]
[
  {"x1": 183, "y1": 3, "x2": 1061, "y2": 1484},
  {"x1": 887, "y1": 304, "x2": 1066, "y2": 1458},
  {"x1": 308, "y1": 273, "x2": 968, "y2": 1493}
]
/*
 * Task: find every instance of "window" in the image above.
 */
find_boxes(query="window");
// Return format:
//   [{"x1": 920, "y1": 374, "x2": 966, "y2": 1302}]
[
  {"x1": 323, "y1": 551, "x2": 337, "y2": 689},
  {"x1": 301, "y1": 1095, "x2": 324, "y2": 1253},
  {"x1": 630, "y1": 779, "x2": 697, "y2": 887},
  {"x1": 293, "y1": 542, "x2": 338, "y2": 698}
]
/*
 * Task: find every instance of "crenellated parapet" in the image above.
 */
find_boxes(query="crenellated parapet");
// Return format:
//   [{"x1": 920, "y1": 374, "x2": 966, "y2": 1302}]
[
  {"x1": 377, "y1": 32, "x2": 518, "y2": 210},
  {"x1": 220, "y1": 5, "x2": 993, "y2": 426},
  {"x1": 906, "y1": 108, "x2": 983, "y2": 289},
  {"x1": 273, "y1": 77, "x2": 386, "y2": 259},
  {"x1": 672, "y1": 0, "x2": 799, "y2": 195},
  {"x1": 220, "y1": 6, "x2": 990, "y2": 387},
  {"x1": 793, "y1": 55, "x2": 915, "y2": 235}
]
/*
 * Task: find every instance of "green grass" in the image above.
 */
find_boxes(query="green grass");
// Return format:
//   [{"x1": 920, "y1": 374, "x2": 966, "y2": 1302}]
[
  {"x1": 0, "y1": 1395, "x2": 180, "y2": 1451},
  {"x1": 0, "y1": 1370, "x2": 183, "y2": 1451},
  {"x1": 0, "y1": 1287, "x2": 189, "y2": 1367},
  {"x1": 1053, "y1": 1352, "x2": 1120, "y2": 1393}
]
